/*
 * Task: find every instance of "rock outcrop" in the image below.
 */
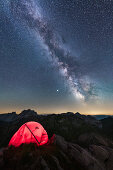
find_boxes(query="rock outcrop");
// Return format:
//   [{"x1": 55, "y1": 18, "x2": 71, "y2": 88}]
[
  {"x1": 0, "y1": 110, "x2": 113, "y2": 169},
  {"x1": 0, "y1": 135, "x2": 113, "y2": 170}
]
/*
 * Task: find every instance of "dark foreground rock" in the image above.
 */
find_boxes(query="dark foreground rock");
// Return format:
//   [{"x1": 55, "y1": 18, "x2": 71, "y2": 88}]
[
  {"x1": 0, "y1": 135, "x2": 113, "y2": 170},
  {"x1": 0, "y1": 110, "x2": 113, "y2": 169}
]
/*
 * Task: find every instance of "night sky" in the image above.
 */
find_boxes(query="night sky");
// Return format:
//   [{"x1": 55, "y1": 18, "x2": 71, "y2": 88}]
[{"x1": 0, "y1": 0, "x2": 113, "y2": 114}]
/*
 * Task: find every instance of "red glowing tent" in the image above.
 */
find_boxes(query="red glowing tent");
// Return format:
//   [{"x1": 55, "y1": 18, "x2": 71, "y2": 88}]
[{"x1": 8, "y1": 121, "x2": 48, "y2": 147}]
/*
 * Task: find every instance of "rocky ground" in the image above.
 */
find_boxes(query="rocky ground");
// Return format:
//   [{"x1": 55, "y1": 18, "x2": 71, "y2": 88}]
[
  {"x1": 0, "y1": 109, "x2": 113, "y2": 170},
  {"x1": 0, "y1": 135, "x2": 113, "y2": 170}
]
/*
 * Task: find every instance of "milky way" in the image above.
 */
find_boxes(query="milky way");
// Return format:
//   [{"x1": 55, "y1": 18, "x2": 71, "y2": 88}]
[
  {"x1": 10, "y1": 0, "x2": 97, "y2": 101},
  {"x1": 0, "y1": 0, "x2": 113, "y2": 114}
]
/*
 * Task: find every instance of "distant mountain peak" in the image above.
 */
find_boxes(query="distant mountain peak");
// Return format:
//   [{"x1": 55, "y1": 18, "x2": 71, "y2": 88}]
[{"x1": 19, "y1": 109, "x2": 38, "y2": 117}]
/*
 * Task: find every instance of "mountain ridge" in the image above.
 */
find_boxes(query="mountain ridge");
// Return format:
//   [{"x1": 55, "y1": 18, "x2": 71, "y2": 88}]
[{"x1": 0, "y1": 109, "x2": 113, "y2": 170}]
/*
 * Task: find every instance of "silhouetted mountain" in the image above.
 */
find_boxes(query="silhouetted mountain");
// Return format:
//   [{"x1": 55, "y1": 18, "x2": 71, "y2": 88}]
[
  {"x1": 0, "y1": 110, "x2": 113, "y2": 170},
  {"x1": 0, "y1": 112, "x2": 17, "y2": 122},
  {"x1": 18, "y1": 109, "x2": 38, "y2": 119},
  {"x1": 94, "y1": 115, "x2": 113, "y2": 120}
]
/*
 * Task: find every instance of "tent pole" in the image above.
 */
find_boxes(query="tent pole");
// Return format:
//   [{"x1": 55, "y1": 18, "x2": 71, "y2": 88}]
[{"x1": 25, "y1": 123, "x2": 40, "y2": 145}]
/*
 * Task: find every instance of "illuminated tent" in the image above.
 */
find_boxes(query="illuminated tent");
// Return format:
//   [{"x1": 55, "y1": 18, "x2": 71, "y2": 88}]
[{"x1": 9, "y1": 121, "x2": 48, "y2": 147}]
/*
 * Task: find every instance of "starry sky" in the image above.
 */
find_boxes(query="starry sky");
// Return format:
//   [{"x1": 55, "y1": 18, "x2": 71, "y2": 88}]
[{"x1": 0, "y1": 0, "x2": 113, "y2": 115}]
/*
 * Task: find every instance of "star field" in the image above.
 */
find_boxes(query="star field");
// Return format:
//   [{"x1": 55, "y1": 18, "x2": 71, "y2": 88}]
[{"x1": 0, "y1": 0, "x2": 113, "y2": 114}]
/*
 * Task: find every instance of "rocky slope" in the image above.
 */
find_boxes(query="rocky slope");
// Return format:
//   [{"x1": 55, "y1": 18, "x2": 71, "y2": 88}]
[
  {"x1": 0, "y1": 135, "x2": 113, "y2": 170},
  {"x1": 0, "y1": 109, "x2": 113, "y2": 170}
]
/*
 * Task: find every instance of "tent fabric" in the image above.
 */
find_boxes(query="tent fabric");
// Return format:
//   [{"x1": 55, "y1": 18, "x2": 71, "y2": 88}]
[{"x1": 8, "y1": 121, "x2": 48, "y2": 147}]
